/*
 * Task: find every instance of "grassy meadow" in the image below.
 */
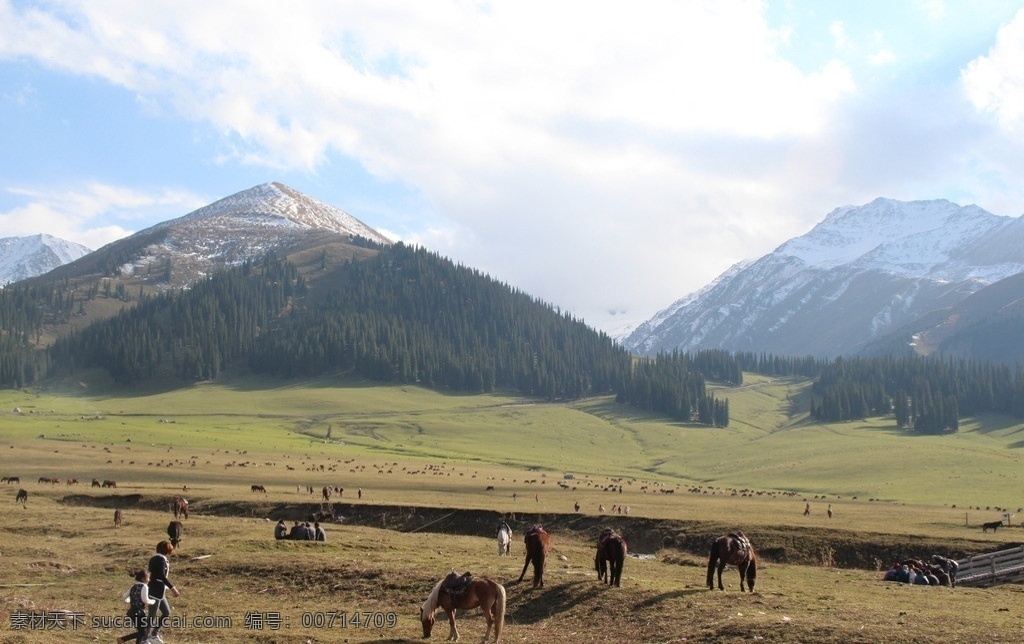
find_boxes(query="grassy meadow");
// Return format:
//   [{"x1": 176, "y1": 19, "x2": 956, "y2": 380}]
[{"x1": 1, "y1": 371, "x2": 1023, "y2": 642}]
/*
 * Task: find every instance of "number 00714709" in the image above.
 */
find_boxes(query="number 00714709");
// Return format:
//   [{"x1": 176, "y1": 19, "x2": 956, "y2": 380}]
[{"x1": 301, "y1": 611, "x2": 398, "y2": 628}]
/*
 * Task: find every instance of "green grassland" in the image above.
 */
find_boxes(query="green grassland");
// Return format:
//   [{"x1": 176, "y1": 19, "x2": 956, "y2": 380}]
[{"x1": 1, "y1": 372, "x2": 1023, "y2": 642}]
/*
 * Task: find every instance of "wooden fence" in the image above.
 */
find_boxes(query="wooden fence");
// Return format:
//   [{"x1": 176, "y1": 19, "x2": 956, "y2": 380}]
[{"x1": 956, "y1": 545, "x2": 1024, "y2": 587}]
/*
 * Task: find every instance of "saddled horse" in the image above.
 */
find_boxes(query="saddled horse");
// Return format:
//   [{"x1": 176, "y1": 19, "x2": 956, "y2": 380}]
[
  {"x1": 707, "y1": 531, "x2": 757, "y2": 592},
  {"x1": 595, "y1": 527, "x2": 627, "y2": 587},
  {"x1": 420, "y1": 572, "x2": 505, "y2": 642},
  {"x1": 172, "y1": 497, "x2": 189, "y2": 519},
  {"x1": 496, "y1": 522, "x2": 511, "y2": 557},
  {"x1": 15, "y1": 488, "x2": 27, "y2": 504},
  {"x1": 517, "y1": 525, "x2": 549, "y2": 588},
  {"x1": 167, "y1": 520, "x2": 184, "y2": 548}
]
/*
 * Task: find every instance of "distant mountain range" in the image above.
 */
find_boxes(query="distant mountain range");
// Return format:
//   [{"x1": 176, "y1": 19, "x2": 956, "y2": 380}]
[
  {"x1": 10, "y1": 186, "x2": 1024, "y2": 366},
  {"x1": 0, "y1": 233, "x2": 91, "y2": 285},
  {"x1": 623, "y1": 198, "x2": 1024, "y2": 362}
]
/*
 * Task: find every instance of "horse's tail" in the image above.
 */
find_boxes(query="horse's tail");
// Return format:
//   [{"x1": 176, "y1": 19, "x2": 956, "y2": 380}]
[
  {"x1": 747, "y1": 552, "x2": 758, "y2": 590},
  {"x1": 706, "y1": 539, "x2": 719, "y2": 588},
  {"x1": 493, "y1": 582, "x2": 506, "y2": 641},
  {"x1": 517, "y1": 548, "x2": 531, "y2": 582}
]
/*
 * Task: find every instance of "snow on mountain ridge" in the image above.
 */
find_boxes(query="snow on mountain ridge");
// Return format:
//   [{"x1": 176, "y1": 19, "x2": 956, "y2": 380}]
[
  {"x1": 777, "y1": 198, "x2": 1018, "y2": 278},
  {"x1": 623, "y1": 198, "x2": 1024, "y2": 358},
  {"x1": 0, "y1": 234, "x2": 92, "y2": 285},
  {"x1": 176, "y1": 182, "x2": 391, "y2": 245}
]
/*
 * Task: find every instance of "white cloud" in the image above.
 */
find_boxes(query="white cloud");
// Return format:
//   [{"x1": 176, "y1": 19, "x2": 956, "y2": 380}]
[
  {"x1": 1, "y1": 184, "x2": 206, "y2": 249},
  {"x1": 3, "y1": 1, "x2": 1022, "y2": 330},
  {"x1": 962, "y1": 9, "x2": 1024, "y2": 134}
]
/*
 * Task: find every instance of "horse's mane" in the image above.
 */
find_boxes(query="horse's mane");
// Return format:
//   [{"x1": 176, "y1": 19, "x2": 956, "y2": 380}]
[{"x1": 421, "y1": 579, "x2": 444, "y2": 616}]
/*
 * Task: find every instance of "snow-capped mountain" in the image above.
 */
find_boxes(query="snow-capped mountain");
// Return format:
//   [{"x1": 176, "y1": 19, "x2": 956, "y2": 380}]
[
  {"x1": 623, "y1": 198, "x2": 1024, "y2": 358},
  {"x1": 174, "y1": 182, "x2": 390, "y2": 244},
  {"x1": 0, "y1": 234, "x2": 91, "y2": 285},
  {"x1": 55, "y1": 181, "x2": 392, "y2": 289}
]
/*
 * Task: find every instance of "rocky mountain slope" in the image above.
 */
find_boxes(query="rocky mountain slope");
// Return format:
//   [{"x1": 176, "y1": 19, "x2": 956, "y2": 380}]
[
  {"x1": 0, "y1": 233, "x2": 91, "y2": 285},
  {"x1": 623, "y1": 198, "x2": 1024, "y2": 358}
]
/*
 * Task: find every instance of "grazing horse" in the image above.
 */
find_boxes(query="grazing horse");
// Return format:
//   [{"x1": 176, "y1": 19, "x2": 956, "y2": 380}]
[
  {"x1": 420, "y1": 572, "x2": 505, "y2": 643},
  {"x1": 595, "y1": 528, "x2": 627, "y2": 587},
  {"x1": 496, "y1": 522, "x2": 511, "y2": 557},
  {"x1": 167, "y1": 520, "x2": 183, "y2": 548},
  {"x1": 707, "y1": 531, "x2": 757, "y2": 592},
  {"x1": 15, "y1": 488, "x2": 28, "y2": 504},
  {"x1": 172, "y1": 497, "x2": 189, "y2": 519},
  {"x1": 251, "y1": 484, "x2": 266, "y2": 493},
  {"x1": 982, "y1": 520, "x2": 1002, "y2": 533},
  {"x1": 517, "y1": 525, "x2": 549, "y2": 588},
  {"x1": 114, "y1": 508, "x2": 123, "y2": 528}
]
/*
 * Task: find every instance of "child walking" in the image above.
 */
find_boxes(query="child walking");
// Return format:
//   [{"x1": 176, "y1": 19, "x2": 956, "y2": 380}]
[{"x1": 118, "y1": 569, "x2": 155, "y2": 643}]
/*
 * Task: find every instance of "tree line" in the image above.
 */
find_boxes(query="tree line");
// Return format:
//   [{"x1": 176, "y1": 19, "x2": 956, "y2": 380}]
[
  {"x1": 8, "y1": 242, "x2": 1024, "y2": 433},
  {"x1": 0, "y1": 244, "x2": 732, "y2": 426}
]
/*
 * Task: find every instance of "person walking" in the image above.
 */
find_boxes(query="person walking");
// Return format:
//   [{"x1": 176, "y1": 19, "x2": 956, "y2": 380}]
[
  {"x1": 117, "y1": 569, "x2": 155, "y2": 644},
  {"x1": 146, "y1": 540, "x2": 180, "y2": 643}
]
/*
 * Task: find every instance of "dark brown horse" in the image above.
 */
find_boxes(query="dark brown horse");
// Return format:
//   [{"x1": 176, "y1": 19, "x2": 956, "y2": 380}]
[
  {"x1": 982, "y1": 520, "x2": 1002, "y2": 533},
  {"x1": 420, "y1": 572, "x2": 506, "y2": 642},
  {"x1": 595, "y1": 528, "x2": 627, "y2": 587},
  {"x1": 15, "y1": 488, "x2": 27, "y2": 504},
  {"x1": 707, "y1": 531, "x2": 757, "y2": 592},
  {"x1": 172, "y1": 497, "x2": 188, "y2": 519},
  {"x1": 517, "y1": 525, "x2": 549, "y2": 588},
  {"x1": 167, "y1": 520, "x2": 183, "y2": 548}
]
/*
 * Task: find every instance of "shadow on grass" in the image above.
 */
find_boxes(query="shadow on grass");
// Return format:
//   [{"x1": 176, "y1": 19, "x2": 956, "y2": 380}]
[
  {"x1": 506, "y1": 578, "x2": 603, "y2": 624},
  {"x1": 632, "y1": 587, "x2": 704, "y2": 609}
]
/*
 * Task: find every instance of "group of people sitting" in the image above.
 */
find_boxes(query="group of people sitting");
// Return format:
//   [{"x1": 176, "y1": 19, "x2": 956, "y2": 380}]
[
  {"x1": 274, "y1": 519, "x2": 326, "y2": 541},
  {"x1": 882, "y1": 555, "x2": 959, "y2": 587}
]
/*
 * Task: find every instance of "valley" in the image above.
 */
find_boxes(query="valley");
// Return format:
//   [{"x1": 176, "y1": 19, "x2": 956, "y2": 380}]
[{"x1": 1, "y1": 374, "x2": 1022, "y2": 642}]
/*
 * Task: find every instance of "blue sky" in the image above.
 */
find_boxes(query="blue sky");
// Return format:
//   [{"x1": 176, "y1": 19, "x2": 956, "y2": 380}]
[{"x1": 3, "y1": 1, "x2": 1024, "y2": 334}]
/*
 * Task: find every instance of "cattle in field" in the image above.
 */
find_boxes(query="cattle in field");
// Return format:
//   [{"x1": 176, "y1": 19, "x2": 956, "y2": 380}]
[
  {"x1": 114, "y1": 509, "x2": 123, "y2": 528},
  {"x1": 16, "y1": 488, "x2": 28, "y2": 504}
]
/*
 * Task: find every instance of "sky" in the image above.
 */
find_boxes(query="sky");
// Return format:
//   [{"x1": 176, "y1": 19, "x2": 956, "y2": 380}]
[{"x1": 3, "y1": 1, "x2": 1024, "y2": 335}]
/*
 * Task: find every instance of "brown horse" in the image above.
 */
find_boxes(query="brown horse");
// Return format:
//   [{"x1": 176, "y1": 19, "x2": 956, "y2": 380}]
[
  {"x1": 114, "y1": 508, "x2": 123, "y2": 528},
  {"x1": 172, "y1": 497, "x2": 188, "y2": 519},
  {"x1": 595, "y1": 528, "x2": 627, "y2": 587},
  {"x1": 420, "y1": 572, "x2": 506, "y2": 642},
  {"x1": 517, "y1": 525, "x2": 549, "y2": 588},
  {"x1": 707, "y1": 531, "x2": 757, "y2": 592}
]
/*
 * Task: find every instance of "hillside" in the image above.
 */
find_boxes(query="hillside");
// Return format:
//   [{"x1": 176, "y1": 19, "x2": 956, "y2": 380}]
[{"x1": 624, "y1": 198, "x2": 1024, "y2": 360}]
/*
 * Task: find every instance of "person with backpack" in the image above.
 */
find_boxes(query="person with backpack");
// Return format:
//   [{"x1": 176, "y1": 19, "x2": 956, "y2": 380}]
[{"x1": 117, "y1": 569, "x2": 155, "y2": 644}]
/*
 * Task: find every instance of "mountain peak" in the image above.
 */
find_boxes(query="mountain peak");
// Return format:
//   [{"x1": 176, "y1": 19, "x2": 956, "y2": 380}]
[
  {"x1": 175, "y1": 182, "x2": 392, "y2": 245},
  {"x1": 624, "y1": 197, "x2": 1024, "y2": 358},
  {"x1": 777, "y1": 198, "x2": 1010, "y2": 274},
  {"x1": 0, "y1": 234, "x2": 92, "y2": 285}
]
